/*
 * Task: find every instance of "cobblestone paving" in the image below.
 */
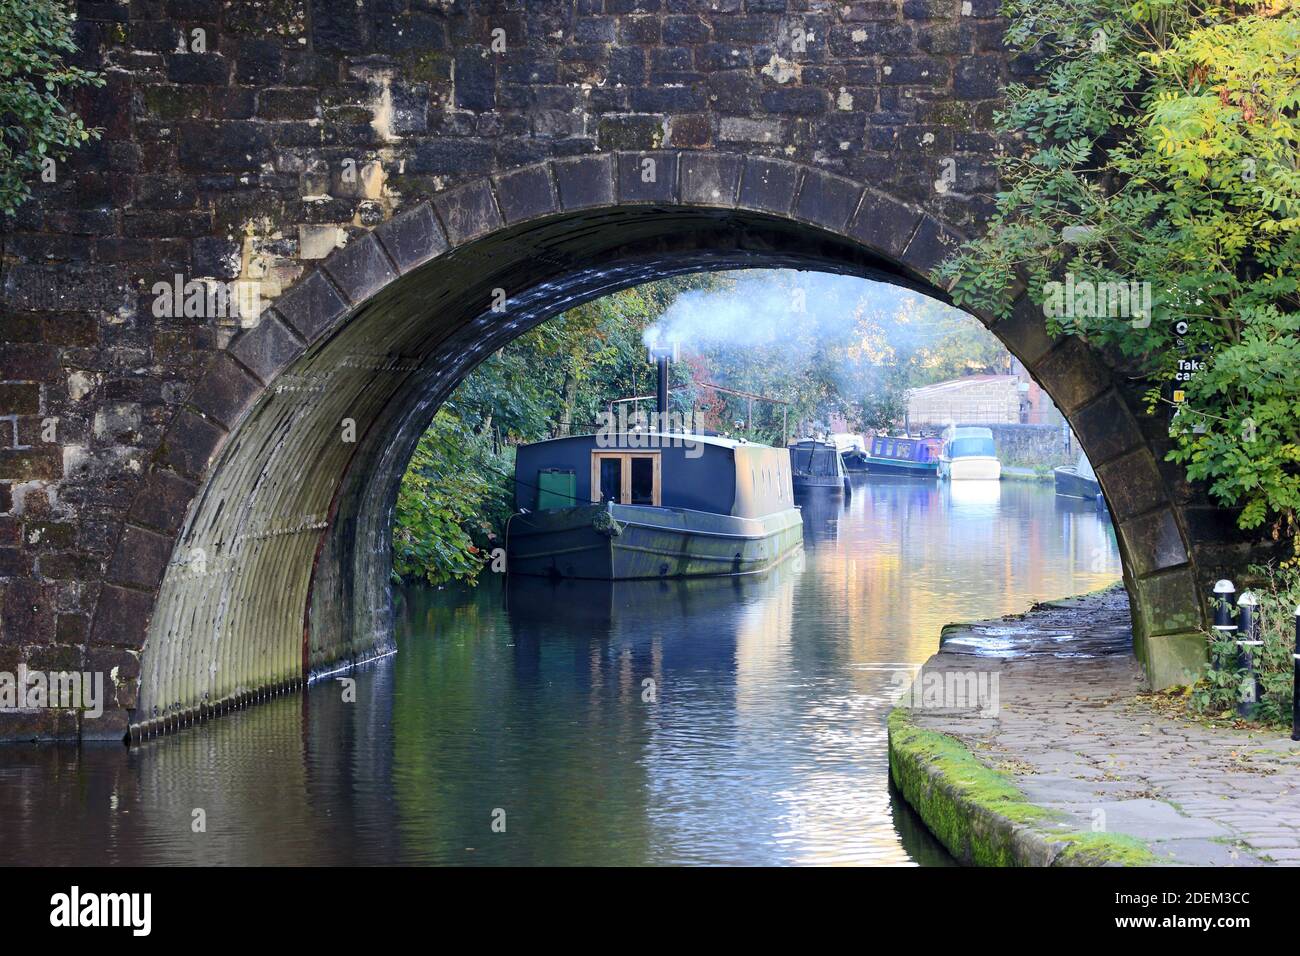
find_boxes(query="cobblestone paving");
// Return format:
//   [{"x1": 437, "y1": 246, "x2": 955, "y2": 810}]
[{"x1": 910, "y1": 587, "x2": 1300, "y2": 866}]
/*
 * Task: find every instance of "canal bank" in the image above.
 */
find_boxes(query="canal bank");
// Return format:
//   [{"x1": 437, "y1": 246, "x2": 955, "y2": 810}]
[{"x1": 890, "y1": 587, "x2": 1300, "y2": 866}]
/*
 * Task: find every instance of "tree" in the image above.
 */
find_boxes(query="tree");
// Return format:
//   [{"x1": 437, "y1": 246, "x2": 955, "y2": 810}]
[
  {"x1": 391, "y1": 407, "x2": 498, "y2": 586},
  {"x1": 936, "y1": 0, "x2": 1300, "y2": 552},
  {"x1": 0, "y1": 0, "x2": 103, "y2": 215}
]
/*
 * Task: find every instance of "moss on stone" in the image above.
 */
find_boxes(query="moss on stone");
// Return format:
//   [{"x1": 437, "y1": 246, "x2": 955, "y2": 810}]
[
  {"x1": 1053, "y1": 832, "x2": 1161, "y2": 867},
  {"x1": 889, "y1": 709, "x2": 1159, "y2": 867}
]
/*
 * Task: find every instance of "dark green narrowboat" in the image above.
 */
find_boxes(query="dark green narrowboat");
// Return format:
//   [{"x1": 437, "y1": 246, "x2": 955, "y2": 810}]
[{"x1": 505, "y1": 432, "x2": 804, "y2": 580}]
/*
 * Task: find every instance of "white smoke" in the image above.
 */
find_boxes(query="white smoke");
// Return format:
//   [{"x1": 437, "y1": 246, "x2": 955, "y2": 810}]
[{"x1": 644, "y1": 270, "x2": 968, "y2": 357}]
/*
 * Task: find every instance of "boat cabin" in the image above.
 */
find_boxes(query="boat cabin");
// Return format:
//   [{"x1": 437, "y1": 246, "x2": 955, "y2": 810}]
[
  {"x1": 787, "y1": 439, "x2": 850, "y2": 494},
  {"x1": 868, "y1": 434, "x2": 941, "y2": 465},
  {"x1": 513, "y1": 432, "x2": 794, "y2": 520},
  {"x1": 941, "y1": 426, "x2": 997, "y2": 459},
  {"x1": 938, "y1": 426, "x2": 1001, "y2": 481}
]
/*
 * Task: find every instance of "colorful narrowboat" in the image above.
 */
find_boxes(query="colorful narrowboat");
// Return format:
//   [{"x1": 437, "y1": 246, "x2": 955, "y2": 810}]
[{"x1": 857, "y1": 434, "x2": 941, "y2": 478}]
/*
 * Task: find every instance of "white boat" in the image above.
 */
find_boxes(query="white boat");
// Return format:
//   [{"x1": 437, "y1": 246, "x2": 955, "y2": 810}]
[{"x1": 937, "y1": 425, "x2": 1001, "y2": 481}]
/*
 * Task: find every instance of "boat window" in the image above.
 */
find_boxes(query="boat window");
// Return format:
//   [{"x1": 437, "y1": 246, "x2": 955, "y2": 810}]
[
  {"x1": 599, "y1": 457, "x2": 622, "y2": 503},
  {"x1": 591, "y1": 452, "x2": 660, "y2": 506},
  {"x1": 630, "y1": 457, "x2": 654, "y2": 504},
  {"x1": 948, "y1": 436, "x2": 997, "y2": 458}
]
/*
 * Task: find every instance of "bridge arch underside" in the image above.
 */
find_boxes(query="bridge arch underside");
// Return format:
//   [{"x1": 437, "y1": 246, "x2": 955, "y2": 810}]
[{"x1": 116, "y1": 192, "x2": 1216, "y2": 736}]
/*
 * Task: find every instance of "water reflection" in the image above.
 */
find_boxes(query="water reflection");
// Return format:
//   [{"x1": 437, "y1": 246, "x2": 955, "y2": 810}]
[{"x1": 0, "y1": 480, "x2": 1119, "y2": 866}]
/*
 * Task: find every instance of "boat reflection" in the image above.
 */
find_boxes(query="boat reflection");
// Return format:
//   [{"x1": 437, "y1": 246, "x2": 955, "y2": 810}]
[
  {"x1": 945, "y1": 478, "x2": 1002, "y2": 513},
  {"x1": 797, "y1": 488, "x2": 850, "y2": 546}
]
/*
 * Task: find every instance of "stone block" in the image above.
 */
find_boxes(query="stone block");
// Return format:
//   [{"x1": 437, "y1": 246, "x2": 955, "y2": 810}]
[
  {"x1": 323, "y1": 234, "x2": 398, "y2": 304},
  {"x1": 848, "y1": 190, "x2": 920, "y2": 259},
  {"x1": 1133, "y1": 567, "x2": 1203, "y2": 640},
  {"x1": 493, "y1": 165, "x2": 558, "y2": 224},
  {"x1": 1031, "y1": 337, "x2": 1109, "y2": 414},
  {"x1": 0, "y1": 383, "x2": 40, "y2": 417},
  {"x1": 1118, "y1": 508, "x2": 1188, "y2": 578},
  {"x1": 107, "y1": 524, "x2": 174, "y2": 590},
  {"x1": 127, "y1": 469, "x2": 197, "y2": 536},
  {"x1": 190, "y1": 351, "x2": 263, "y2": 429},
  {"x1": 298, "y1": 224, "x2": 346, "y2": 260},
  {"x1": 433, "y1": 180, "x2": 502, "y2": 245},
  {"x1": 991, "y1": 293, "x2": 1058, "y2": 366},
  {"x1": 1095, "y1": 448, "x2": 1169, "y2": 522},
  {"x1": 1, "y1": 579, "x2": 56, "y2": 644},
  {"x1": 617, "y1": 151, "x2": 678, "y2": 203},
  {"x1": 794, "y1": 169, "x2": 862, "y2": 233},
  {"x1": 89, "y1": 584, "x2": 156, "y2": 650},
  {"x1": 374, "y1": 203, "x2": 448, "y2": 274},
  {"x1": 597, "y1": 114, "x2": 664, "y2": 151},
  {"x1": 1071, "y1": 390, "x2": 1143, "y2": 467},
  {"x1": 80, "y1": 707, "x2": 130, "y2": 742},
  {"x1": 229, "y1": 310, "x2": 303, "y2": 384},
  {"x1": 0, "y1": 448, "x2": 62, "y2": 482},
  {"x1": 901, "y1": 214, "x2": 963, "y2": 276},
  {"x1": 272, "y1": 268, "x2": 350, "y2": 342},
  {"x1": 680, "y1": 153, "x2": 742, "y2": 207},
  {"x1": 554, "y1": 155, "x2": 615, "y2": 211},
  {"x1": 158, "y1": 408, "x2": 225, "y2": 479},
  {"x1": 1143, "y1": 631, "x2": 1208, "y2": 690},
  {"x1": 738, "y1": 157, "x2": 800, "y2": 217}
]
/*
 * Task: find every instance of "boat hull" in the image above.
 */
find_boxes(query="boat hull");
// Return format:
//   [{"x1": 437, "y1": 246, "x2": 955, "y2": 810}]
[
  {"x1": 792, "y1": 474, "x2": 847, "y2": 494},
  {"x1": 506, "y1": 503, "x2": 805, "y2": 580},
  {"x1": 1054, "y1": 465, "x2": 1101, "y2": 500},
  {"x1": 861, "y1": 457, "x2": 939, "y2": 478},
  {"x1": 938, "y1": 456, "x2": 1001, "y2": 480},
  {"x1": 841, "y1": 452, "x2": 869, "y2": 473}
]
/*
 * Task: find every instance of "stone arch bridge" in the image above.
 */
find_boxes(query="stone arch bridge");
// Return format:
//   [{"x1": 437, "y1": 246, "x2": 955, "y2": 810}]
[{"x1": 0, "y1": 0, "x2": 1270, "y2": 740}]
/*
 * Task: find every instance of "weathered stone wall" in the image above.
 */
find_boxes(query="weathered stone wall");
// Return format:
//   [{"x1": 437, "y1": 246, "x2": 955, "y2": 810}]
[
  {"x1": 982, "y1": 423, "x2": 1070, "y2": 469},
  {"x1": 0, "y1": 0, "x2": 1276, "y2": 740}
]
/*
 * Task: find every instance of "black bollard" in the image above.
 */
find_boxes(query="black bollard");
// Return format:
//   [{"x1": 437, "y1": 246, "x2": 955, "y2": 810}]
[
  {"x1": 1213, "y1": 579, "x2": 1237, "y2": 633},
  {"x1": 1293, "y1": 606, "x2": 1299, "y2": 742},
  {"x1": 1236, "y1": 591, "x2": 1262, "y2": 719}
]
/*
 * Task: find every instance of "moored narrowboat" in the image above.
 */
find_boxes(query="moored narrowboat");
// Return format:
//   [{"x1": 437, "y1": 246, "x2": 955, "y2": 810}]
[
  {"x1": 859, "y1": 434, "x2": 941, "y2": 478},
  {"x1": 937, "y1": 425, "x2": 1001, "y2": 481},
  {"x1": 506, "y1": 431, "x2": 804, "y2": 580},
  {"x1": 788, "y1": 438, "x2": 852, "y2": 495},
  {"x1": 1054, "y1": 452, "x2": 1101, "y2": 500},
  {"x1": 831, "y1": 433, "x2": 869, "y2": 472}
]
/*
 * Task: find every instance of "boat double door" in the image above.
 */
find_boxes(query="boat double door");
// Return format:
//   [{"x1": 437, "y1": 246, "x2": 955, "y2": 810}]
[{"x1": 591, "y1": 451, "x2": 662, "y2": 506}]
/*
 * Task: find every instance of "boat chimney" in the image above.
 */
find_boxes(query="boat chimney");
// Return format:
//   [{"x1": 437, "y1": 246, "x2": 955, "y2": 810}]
[
  {"x1": 656, "y1": 353, "x2": 669, "y2": 422},
  {"x1": 648, "y1": 336, "x2": 677, "y2": 430}
]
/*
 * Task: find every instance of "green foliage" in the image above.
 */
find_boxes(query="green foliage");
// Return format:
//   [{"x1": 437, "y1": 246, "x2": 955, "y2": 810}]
[
  {"x1": 392, "y1": 408, "x2": 500, "y2": 587},
  {"x1": 1190, "y1": 563, "x2": 1297, "y2": 726},
  {"x1": 0, "y1": 0, "x2": 103, "y2": 215},
  {"x1": 936, "y1": 0, "x2": 1300, "y2": 552}
]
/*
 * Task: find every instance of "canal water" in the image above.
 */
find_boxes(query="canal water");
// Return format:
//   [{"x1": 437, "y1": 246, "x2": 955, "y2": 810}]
[{"x1": 0, "y1": 479, "x2": 1119, "y2": 866}]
